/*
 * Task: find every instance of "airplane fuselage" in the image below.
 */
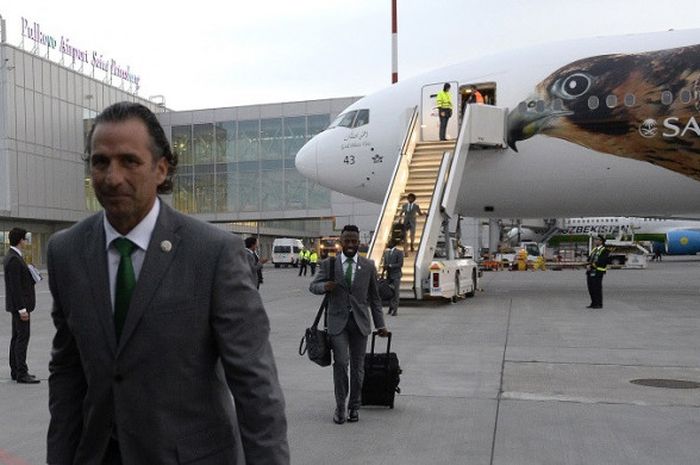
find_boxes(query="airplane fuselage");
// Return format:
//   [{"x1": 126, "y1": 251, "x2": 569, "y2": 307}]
[{"x1": 295, "y1": 29, "x2": 700, "y2": 219}]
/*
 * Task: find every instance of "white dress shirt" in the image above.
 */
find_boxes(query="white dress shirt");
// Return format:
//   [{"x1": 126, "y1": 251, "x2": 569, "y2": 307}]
[{"x1": 104, "y1": 199, "x2": 160, "y2": 311}]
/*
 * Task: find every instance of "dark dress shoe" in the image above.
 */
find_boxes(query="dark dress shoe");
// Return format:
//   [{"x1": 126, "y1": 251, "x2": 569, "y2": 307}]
[
  {"x1": 347, "y1": 408, "x2": 359, "y2": 422},
  {"x1": 333, "y1": 408, "x2": 346, "y2": 424},
  {"x1": 17, "y1": 375, "x2": 40, "y2": 384}
]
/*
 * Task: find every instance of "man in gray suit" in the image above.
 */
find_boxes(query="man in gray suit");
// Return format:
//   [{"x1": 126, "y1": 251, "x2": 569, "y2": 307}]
[
  {"x1": 310, "y1": 225, "x2": 388, "y2": 424},
  {"x1": 46, "y1": 102, "x2": 289, "y2": 465},
  {"x1": 400, "y1": 193, "x2": 424, "y2": 254},
  {"x1": 382, "y1": 239, "x2": 404, "y2": 316}
]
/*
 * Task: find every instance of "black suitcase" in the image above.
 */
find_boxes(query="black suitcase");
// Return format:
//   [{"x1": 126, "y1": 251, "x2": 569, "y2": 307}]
[
  {"x1": 361, "y1": 331, "x2": 401, "y2": 408},
  {"x1": 390, "y1": 222, "x2": 405, "y2": 243},
  {"x1": 377, "y1": 277, "x2": 395, "y2": 304}
]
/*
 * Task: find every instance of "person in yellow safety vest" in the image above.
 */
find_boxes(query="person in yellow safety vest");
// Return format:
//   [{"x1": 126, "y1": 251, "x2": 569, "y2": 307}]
[
  {"x1": 436, "y1": 82, "x2": 453, "y2": 141},
  {"x1": 516, "y1": 247, "x2": 528, "y2": 271},
  {"x1": 586, "y1": 235, "x2": 610, "y2": 309},
  {"x1": 298, "y1": 248, "x2": 310, "y2": 277},
  {"x1": 534, "y1": 255, "x2": 546, "y2": 271},
  {"x1": 309, "y1": 251, "x2": 319, "y2": 276}
]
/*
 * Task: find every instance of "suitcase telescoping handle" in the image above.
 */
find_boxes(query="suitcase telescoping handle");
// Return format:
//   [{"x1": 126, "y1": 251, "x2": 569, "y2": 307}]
[{"x1": 370, "y1": 330, "x2": 392, "y2": 354}]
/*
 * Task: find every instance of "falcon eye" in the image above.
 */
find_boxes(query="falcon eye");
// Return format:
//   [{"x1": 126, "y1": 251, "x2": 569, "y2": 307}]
[{"x1": 552, "y1": 73, "x2": 592, "y2": 99}]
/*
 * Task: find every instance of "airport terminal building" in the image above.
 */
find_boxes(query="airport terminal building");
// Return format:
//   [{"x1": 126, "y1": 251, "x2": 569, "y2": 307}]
[{"x1": 0, "y1": 16, "x2": 379, "y2": 265}]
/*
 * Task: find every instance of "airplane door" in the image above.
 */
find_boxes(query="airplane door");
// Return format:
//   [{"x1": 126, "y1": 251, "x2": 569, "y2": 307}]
[{"x1": 421, "y1": 81, "x2": 458, "y2": 141}]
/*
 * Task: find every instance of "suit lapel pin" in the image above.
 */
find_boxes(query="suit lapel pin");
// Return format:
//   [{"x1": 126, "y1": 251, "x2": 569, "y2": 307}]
[{"x1": 160, "y1": 240, "x2": 173, "y2": 253}]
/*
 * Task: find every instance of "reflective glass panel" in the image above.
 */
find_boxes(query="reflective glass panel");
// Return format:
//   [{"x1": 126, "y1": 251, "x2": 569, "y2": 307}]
[
  {"x1": 215, "y1": 121, "x2": 235, "y2": 163},
  {"x1": 260, "y1": 118, "x2": 283, "y2": 161},
  {"x1": 308, "y1": 114, "x2": 331, "y2": 137},
  {"x1": 238, "y1": 171, "x2": 260, "y2": 212},
  {"x1": 285, "y1": 169, "x2": 307, "y2": 210},
  {"x1": 193, "y1": 174, "x2": 216, "y2": 213},
  {"x1": 193, "y1": 124, "x2": 214, "y2": 164},
  {"x1": 173, "y1": 174, "x2": 193, "y2": 213},
  {"x1": 261, "y1": 169, "x2": 284, "y2": 211},
  {"x1": 215, "y1": 171, "x2": 238, "y2": 213},
  {"x1": 172, "y1": 126, "x2": 193, "y2": 165},
  {"x1": 284, "y1": 116, "x2": 306, "y2": 160},
  {"x1": 237, "y1": 120, "x2": 259, "y2": 162}
]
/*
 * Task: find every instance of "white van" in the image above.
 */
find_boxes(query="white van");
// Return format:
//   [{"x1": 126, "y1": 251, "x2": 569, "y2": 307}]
[{"x1": 271, "y1": 238, "x2": 304, "y2": 268}]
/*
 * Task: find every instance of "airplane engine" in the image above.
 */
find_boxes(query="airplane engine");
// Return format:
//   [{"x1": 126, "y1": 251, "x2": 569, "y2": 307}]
[{"x1": 665, "y1": 230, "x2": 700, "y2": 255}]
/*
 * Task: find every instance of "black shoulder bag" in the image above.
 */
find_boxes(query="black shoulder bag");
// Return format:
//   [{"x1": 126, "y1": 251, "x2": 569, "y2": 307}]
[{"x1": 299, "y1": 257, "x2": 336, "y2": 367}]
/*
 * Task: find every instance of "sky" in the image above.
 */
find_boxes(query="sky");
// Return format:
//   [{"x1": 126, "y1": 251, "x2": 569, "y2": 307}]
[{"x1": 2, "y1": 0, "x2": 700, "y2": 111}]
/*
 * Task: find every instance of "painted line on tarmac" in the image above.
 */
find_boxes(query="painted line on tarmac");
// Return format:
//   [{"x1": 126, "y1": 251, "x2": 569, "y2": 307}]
[{"x1": 0, "y1": 449, "x2": 33, "y2": 465}]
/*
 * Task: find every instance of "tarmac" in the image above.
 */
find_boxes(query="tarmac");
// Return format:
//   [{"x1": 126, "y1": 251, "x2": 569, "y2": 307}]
[{"x1": 1, "y1": 256, "x2": 699, "y2": 465}]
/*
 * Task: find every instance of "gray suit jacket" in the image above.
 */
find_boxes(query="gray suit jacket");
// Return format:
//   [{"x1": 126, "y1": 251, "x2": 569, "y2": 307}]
[
  {"x1": 401, "y1": 202, "x2": 422, "y2": 226},
  {"x1": 46, "y1": 202, "x2": 289, "y2": 465},
  {"x1": 309, "y1": 256, "x2": 385, "y2": 336},
  {"x1": 382, "y1": 248, "x2": 404, "y2": 280}
]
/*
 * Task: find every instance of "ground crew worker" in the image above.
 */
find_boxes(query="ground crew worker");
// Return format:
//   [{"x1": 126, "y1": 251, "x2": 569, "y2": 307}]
[
  {"x1": 436, "y1": 82, "x2": 453, "y2": 141},
  {"x1": 516, "y1": 247, "x2": 528, "y2": 271},
  {"x1": 586, "y1": 235, "x2": 610, "y2": 309},
  {"x1": 468, "y1": 86, "x2": 484, "y2": 104},
  {"x1": 298, "y1": 248, "x2": 310, "y2": 276},
  {"x1": 309, "y1": 250, "x2": 319, "y2": 275}
]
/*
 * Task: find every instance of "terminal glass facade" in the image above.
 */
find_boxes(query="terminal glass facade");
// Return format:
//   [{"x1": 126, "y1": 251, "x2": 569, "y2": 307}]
[{"x1": 168, "y1": 113, "x2": 332, "y2": 215}]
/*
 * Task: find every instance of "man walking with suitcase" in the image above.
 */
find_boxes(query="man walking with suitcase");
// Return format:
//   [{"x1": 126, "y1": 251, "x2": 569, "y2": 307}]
[{"x1": 310, "y1": 225, "x2": 388, "y2": 424}]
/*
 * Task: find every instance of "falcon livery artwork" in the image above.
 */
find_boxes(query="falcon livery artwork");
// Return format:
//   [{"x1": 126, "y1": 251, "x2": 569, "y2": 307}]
[{"x1": 507, "y1": 44, "x2": 700, "y2": 181}]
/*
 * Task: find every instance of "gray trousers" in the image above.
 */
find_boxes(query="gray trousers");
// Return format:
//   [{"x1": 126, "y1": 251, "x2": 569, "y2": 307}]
[
  {"x1": 330, "y1": 316, "x2": 367, "y2": 410},
  {"x1": 388, "y1": 276, "x2": 401, "y2": 314}
]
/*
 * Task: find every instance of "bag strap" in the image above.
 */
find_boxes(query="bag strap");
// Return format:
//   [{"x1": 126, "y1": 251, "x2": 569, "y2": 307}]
[
  {"x1": 312, "y1": 257, "x2": 336, "y2": 330},
  {"x1": 312, "y1": 295, "x2": 328, "y2": 329}
]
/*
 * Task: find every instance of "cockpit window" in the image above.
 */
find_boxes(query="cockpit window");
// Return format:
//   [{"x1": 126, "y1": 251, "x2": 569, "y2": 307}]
[
  {"x1": 328, "y1": 109, "x2": 370, "y2": 129},
  {"x1": 338, "y1": 111, "x2": 357, "y2": 128},
  {"x1": 353, "y1": 109, "x2": 369, "y2": 127}
]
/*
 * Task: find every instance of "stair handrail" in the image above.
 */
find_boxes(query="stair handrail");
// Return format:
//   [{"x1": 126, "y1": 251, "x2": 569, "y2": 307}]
[
  {"x1": 441, "y1": 104, "x2": 473, "y2": 214},
  {"x1": 413, "y1": 151, "x2": 453, "y2": 299},
  {"x1": 368, "y1": 106, "x2": 420, "y2": 267}
]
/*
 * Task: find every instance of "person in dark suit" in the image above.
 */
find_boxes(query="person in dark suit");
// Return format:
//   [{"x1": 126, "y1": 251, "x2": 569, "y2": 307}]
[
  {"x1": 586, "y1": 235, "x2": 610, "y2": 309},
  {"x1": 309, "y1": 225, "x2": 388, "y2": 424},
  {"x1": 400, "y1": 193, "x2": 424, "y2": 254},
  {"x1": 245, "y1": 236, "x2": 267, "y2": 289},
  {"x1": 3, "y1": 227, "x2": 39, "y2": 384},
  {"x1": 383, "y1": 239, "x2": 404, "y2": 316},
  {"x1": 46, "y1": 102, "x2": 289, "y2": 465}
]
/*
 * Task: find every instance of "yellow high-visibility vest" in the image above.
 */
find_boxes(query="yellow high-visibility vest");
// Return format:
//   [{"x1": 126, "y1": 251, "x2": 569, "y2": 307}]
[{"x1": 436, "y1": 90, "x2": 453, "y2": 109}]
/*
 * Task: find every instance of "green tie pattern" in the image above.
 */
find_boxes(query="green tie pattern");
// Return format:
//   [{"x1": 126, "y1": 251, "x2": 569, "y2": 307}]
[
  {"x1": 114, "y1": 238, "x2": 136, "y2": 341},
  {"x1": 345, "y1": 259, "x2": 353, "y2": 287}
]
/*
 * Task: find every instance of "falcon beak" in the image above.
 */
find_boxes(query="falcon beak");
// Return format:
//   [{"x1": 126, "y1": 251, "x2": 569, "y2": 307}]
[{"x1": 507, "y1": 97, "x2": 572, "y2": 152}]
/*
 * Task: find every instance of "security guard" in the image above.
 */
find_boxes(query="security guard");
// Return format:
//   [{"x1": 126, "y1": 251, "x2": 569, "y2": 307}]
[
  {"x1": 309, "y1": 250, "x2": 319, "y2": 276},
  {"x1": 298, "y1": 248, "x2": 310, "y2": 277},
  {"x1": 586, "y1": 235, "x2": 610, "y2": 309},
  {"x1": 436, "y1": 82, "x2": 453, "y2": 141}
]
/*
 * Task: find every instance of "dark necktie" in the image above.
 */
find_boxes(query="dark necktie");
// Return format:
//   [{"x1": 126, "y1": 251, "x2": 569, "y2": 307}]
[
  {"x1": 345, "y1": 259, "x2": 353, "y2": 287},
  {"x1": 113, "y1": 238, "x2": 136, "y2": 341}
]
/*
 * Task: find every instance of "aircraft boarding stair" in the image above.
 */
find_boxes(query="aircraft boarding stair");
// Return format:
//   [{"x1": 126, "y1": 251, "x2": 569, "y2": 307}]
[{"x1": 369, "y1": 104, "x2": 508, "y2": 299}]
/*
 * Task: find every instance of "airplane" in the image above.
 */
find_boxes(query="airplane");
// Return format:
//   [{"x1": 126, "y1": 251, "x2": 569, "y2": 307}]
[
  {"x1": 295, "y1": 28, "x2": 700, "y2": 220},
  {"x1": 506, "y1": 217, "x2": 700, "y2": 255}
]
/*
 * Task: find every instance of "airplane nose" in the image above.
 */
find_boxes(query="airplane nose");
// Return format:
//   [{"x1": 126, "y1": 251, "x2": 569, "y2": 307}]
[{"x1": 295, "y1": 139, "x2": 318, "y2": 181}]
